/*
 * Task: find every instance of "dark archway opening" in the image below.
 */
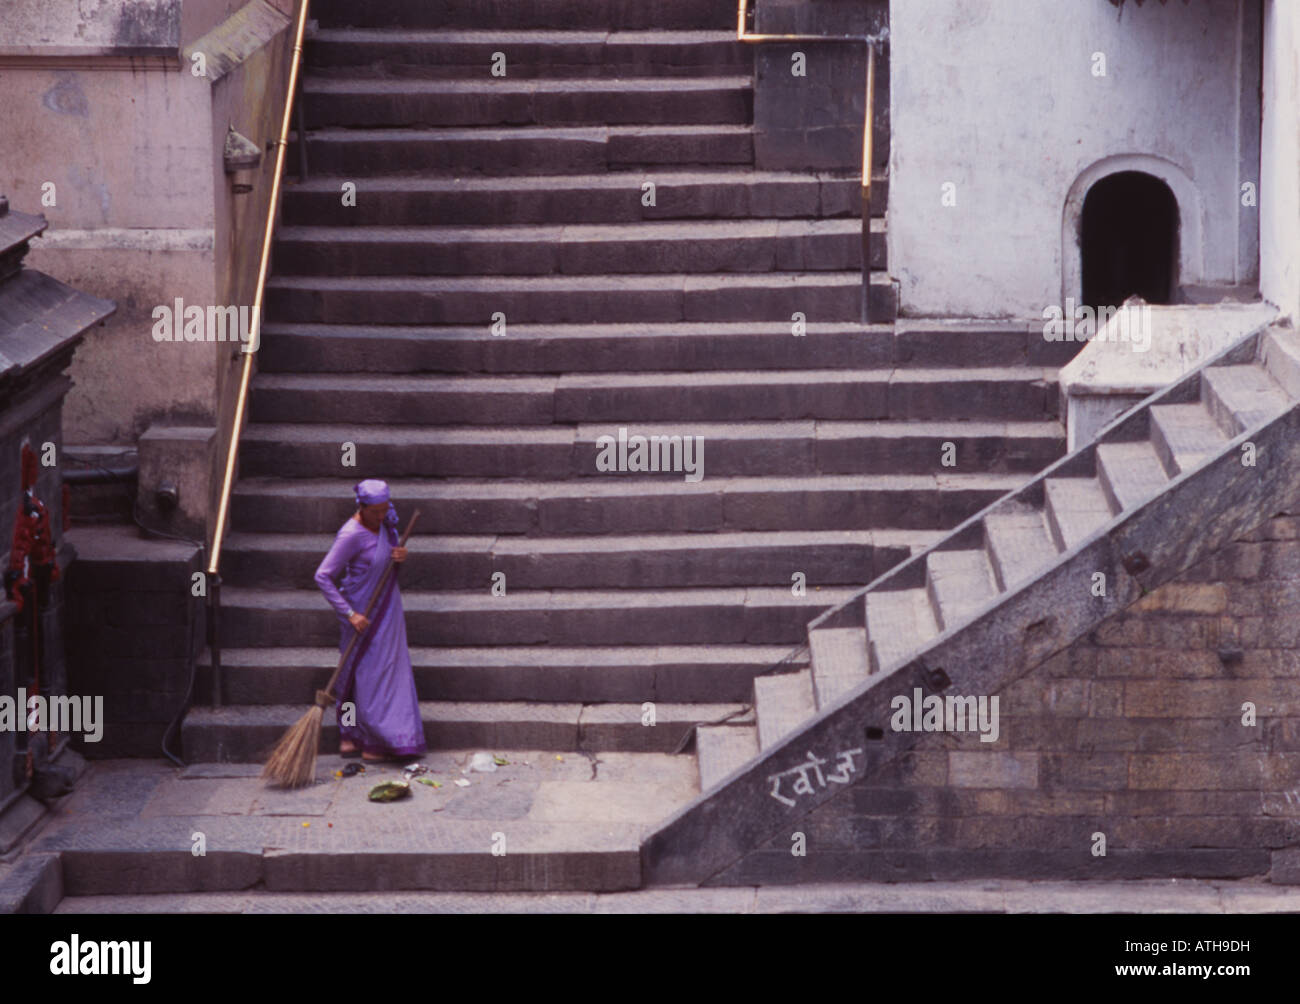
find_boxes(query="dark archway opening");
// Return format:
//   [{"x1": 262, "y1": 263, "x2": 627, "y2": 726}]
[{"x1": 1080, "y1": 171, "x2": 1179, "y2": 312}]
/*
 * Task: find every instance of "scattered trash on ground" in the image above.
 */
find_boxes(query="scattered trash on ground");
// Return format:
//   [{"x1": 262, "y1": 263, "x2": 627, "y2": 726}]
[
  {"x1": 454, "y1": 778, "x2": 470, "y2": 788},
  {"x1": 492, "y1": 755, "x2": 509, "y2": 766},
  {"x1": 470, "y1": 752, "x2": 498, "y2": 773},
  {"x1": 337, "y1": 763, "x2": 365, "y2": 779},
  {"x1": 416, "y1": 777, "x2": 439, "y2": 788},
  {"x1": 367, "y1": 780, "x2": 411, "y2": 802}
]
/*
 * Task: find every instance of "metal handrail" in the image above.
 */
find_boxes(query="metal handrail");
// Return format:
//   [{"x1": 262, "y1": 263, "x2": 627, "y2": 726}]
[
  {"x1": 205, "y1": 0, "x2": 312, "y2": 706},
  {"x1": 737, "y1": 0, "x2": 878, "y2": 204}
]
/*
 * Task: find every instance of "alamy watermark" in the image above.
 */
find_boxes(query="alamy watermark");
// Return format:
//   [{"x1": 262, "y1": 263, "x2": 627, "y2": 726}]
[
  {"x1": 151, "y1": 298, "x2": 261, "y2": 352},
  {"x1": 595, "y1": 427, "x2": 704, "y2": 482},
  {"x1": 0, "y1": 690, "x2": 104, "y2": 743},
  {"x1": 890, "y1": 687, "x2": 999, "y2": 742},
  {"x1": 1042, "y1": 298, "x2": 1152, "y2": 353}
]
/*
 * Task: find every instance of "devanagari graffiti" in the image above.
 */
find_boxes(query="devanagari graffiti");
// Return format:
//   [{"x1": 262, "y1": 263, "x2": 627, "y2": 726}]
[{"x1": 767, "y1": 747, "x2": 864, "y2": 807}]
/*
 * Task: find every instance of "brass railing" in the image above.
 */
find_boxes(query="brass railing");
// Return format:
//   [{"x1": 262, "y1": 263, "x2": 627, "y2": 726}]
[
  {"x1": 205, "y1": 0, "x2": 312, "y2": 706},
  {"x1": 737, "y1": 0, "x2": 878, "y2": 206}
]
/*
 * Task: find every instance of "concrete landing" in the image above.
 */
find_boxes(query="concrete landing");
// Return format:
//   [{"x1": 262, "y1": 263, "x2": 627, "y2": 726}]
[{"x1": 21, "y1": 753, "x2": 700, "y2": 898}]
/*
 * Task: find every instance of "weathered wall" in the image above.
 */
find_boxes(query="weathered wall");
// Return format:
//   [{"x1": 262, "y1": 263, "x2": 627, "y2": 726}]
[
  {"x1": 1261, "y1": 0, "x2": 1300, "y2": 323},
  {"x1": 0, "y1": 0, "x2": 294, "y2": 464},
  {"x1": 64, "y1": 526, "x2": 205, "y2": 758},
  {"x1": 888, "y1": 0, "x2": 1262, "y2": 318},
  {"x1": 709, "y1": 512, "x2": 1300, "y2": 885}
]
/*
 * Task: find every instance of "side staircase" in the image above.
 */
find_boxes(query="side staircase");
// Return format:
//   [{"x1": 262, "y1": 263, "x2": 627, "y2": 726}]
[{"x1": 646, "y1": 321, "x2": 1300, "y2": 884}]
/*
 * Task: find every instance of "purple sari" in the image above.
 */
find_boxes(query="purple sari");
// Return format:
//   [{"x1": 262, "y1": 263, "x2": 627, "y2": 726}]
[{"x1": 313, "y1": 516, "x2": 426, "y2": 757}]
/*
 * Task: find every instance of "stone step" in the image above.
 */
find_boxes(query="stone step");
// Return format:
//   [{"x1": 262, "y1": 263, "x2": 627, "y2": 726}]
[
  {"x1": 271, "y1": 218, "x2": 878, "y2": 276},
  {"x1": 982, "y1": 507, "x2": 1059, "y2": 592},
  {"x1": 295, "y1": 124, "x2": 754, "y2": 175},
  {"x1": 1043, "y1": 476, "x2": 1114, "y2": 551},
  {"x1": 220, "y1": 528, "x2": 929, "y2": 590},
  {"x1": 247, "y1": 368, "x2": 1056, "y2": 426},
  {"x1": 302, "y1": 76, "x2": 753, "y2": 128},
  {"x1": 181, "y1": 702, "x2": 746, "y2": 760},
  {"x1": 215, "y1": 586, "x2": 856, "y2": 649},
  {"x1": 305, "y1": 29, "x2": 749, "y2": 79},
  {"x1": 696, "y1": 725, "x2": 760, "y2": 790},
  {"x1": 865, "y1": 587, "x2": 938, "y2": 674},
  {"x1": 255, "y1": 318, "x2": 1032, "y2": 377},
  {"x1": 893, "y1": 319, "x2": 1068, "y2": 366},
  {"x1": 264, "y1": 272, "x2": 863, "y2": 325},
  {"x1": 1095, "y1": 440, "x2": 1169, "y2": 513},
  {"x1": 230, "y1": 473, "x2": 1028, "y2": 535},
  {"x1": 199, "y1": 645, "x2": 803, "y2": 705},
  {"x1": 1201, "y1": 363, "x2": 1292, "y2": 437},
  {"x1": 238, "y1": 420, "x2": 1063, "y2": 478},
  {"x1": 924, "y1": 548, "x2": 995, "y2": 631},
  {"x1": 278, "y1": 171, "x2": 877, "y2": 226},
  {"x1": 1260, "y1": 325, "x2": 1300, "y2": 398},
  {"x1": 1148, "y1": 402, "x2": 1229, "y2": 477},
  {"x1": 808, "y1": 626, "x2": 870, "y2": 709},
  {"x1": 753, "y1": 669, "x2": 816, "y2": 750},
  {"x1": 311, "y1": 0, "x2": 739, "y2": 31}
]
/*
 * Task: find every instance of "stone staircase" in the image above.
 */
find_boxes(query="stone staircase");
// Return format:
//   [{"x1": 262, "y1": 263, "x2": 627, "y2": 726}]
[
  {"x1": 649, "y1": 321, "x2": 1300, "y2": 885},
  {"x1": 128, "y1": 0, "x2": 1072, "y2": 897}
]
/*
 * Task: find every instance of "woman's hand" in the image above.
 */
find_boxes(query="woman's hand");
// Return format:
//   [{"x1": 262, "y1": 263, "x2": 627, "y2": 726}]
[
  {"x1": 391, "y1": 546, "x2": 408, "y2": 563},
  {"x1": 349, "y1": 611, "x2": 370, "y2": 633}
]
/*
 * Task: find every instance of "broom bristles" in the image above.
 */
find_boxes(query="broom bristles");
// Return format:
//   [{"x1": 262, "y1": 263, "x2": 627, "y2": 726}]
[{"x1": 261, "y1": 704, "x2": 324, "y2": 788}]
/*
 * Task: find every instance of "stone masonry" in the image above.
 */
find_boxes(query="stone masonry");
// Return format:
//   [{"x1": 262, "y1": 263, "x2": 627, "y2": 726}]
[{"x1": 706, "y1": 512, "x2": 1300, "y2": 885}]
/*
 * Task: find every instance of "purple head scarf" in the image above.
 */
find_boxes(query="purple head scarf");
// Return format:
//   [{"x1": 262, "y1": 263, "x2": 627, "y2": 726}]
[{"x1": 354, "y1": 479, "x2": 398, "y2": 530}]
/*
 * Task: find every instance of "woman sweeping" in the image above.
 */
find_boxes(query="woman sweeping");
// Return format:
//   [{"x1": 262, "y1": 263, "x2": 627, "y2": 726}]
[{"x1": 313, "y1": 479, "x2": 426, "y2": 762}]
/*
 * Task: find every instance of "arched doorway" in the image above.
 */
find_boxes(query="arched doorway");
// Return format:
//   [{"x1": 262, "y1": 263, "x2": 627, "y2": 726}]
[{"x1": 1079, "y1": 171, "x2": 1179, "y2": 311}]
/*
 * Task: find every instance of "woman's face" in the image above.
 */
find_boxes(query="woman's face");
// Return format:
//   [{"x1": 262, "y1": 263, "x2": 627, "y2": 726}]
[{"x1": 358, "y1": 501, "x2": 388, "y2": 530}]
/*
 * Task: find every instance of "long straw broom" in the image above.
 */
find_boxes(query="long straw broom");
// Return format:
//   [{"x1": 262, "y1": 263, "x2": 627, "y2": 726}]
[{"x1": 262, "y1": 509, "x2": 421, "y2": 788}]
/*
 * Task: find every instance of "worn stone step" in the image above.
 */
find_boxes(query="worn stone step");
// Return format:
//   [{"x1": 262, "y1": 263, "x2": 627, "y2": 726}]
[
  {"x1": 220, "y1": 528, "x2": 924, "y2": 590},
  {"x1": 754, "y1": 669, "x2": 816, "y2": 750},
  {"x1": 302, "y1": 76, "x2": 753, "y2": 128},
  {"x1": 278, "y1": 171, "x2": 876, "y2": 226},
  {"x1": 865, "y1": 587, "x2": 938, "y2": 674},
  {"x1": 982, "y1": 507, "x2": 1059, "y2": 592},
  {"x1": 925, "y1": 548, "x2": 995, "y2": 631},
  {"x1": 248, "y1": 369, "x2": 1054, "y2": 426},
  {"x1": 696, "y1": 724, "x2": 760, "y2": 790},
  {"x1": 181, "y1": 702, "x2": 745, "y2": 759},
  {"x1": 893, "y1": 318, "x2": 1079, "y2": 368},
  {"x1": 311, "y1": 0, "x2": 739, "y2": 31},
  {"x1": 1201, "y1": 364, "x2": 1292, "y2": 437},
  {"x1": 38, "y1": 814, "x2": 644, "y2": 894},
  {"x1": 255, "y1": 319, "x2": 1049, "y2": 378},
  {"x1": 199, "y1": 645, "x2": 801, "y2": 705},
  {"x1": 1260, "y1": 325, "x2": 1300, "y2": 398},
  {"x1": 1095, "y1": 440, "x2": 1170, "y2": 513},
  {"x1": 238, "y1": 420, "x2": 1063, "y2": 479},
  {"x1": 1043, "y1": 476, "x2": 1114, "y2": 551},
  {"x1": 305, "y1": 29, "x2": 749, "y2": 79},
  {"x1": 264, "y1": 272, "x2": 863, "y2": 325},
  {"x1": 808, "y1": 627, "x2": 870, "y2": 709},
  {"x1": 230, "y1": 474, "x2": 1027, "y2": 535},
  {"x1": 296, "y1": 124, "x2": 753, "y2": 175},
  {"x1": 1148, "y1": 402, "x2": 1229, "y2": 477},
  {"x1": 272, "y1": 219, "x2": 876, "y2": 276},
  {"x1": 216, "y1": 586, "x2": 855, "y2": 649}
]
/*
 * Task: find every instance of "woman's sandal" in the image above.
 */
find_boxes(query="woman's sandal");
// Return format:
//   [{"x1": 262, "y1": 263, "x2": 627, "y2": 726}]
[{"x1": 339, "y1": 743, "x2": 361, "y2": 759}]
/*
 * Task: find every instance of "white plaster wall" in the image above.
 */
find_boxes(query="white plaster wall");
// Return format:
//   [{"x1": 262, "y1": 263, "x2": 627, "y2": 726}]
[
  {"x1": 1261, "y1": 0, "x2": 1300, "y2": 322},
  {"x1": 889, "y1": 0, "x2": 1261, "y2": 318}
]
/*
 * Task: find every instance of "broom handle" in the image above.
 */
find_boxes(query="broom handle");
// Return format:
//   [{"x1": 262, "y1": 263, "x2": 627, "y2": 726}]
[{"x1": 320, "y1": 509, "x2": 421, "y2": 704}]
